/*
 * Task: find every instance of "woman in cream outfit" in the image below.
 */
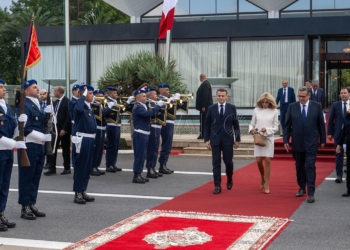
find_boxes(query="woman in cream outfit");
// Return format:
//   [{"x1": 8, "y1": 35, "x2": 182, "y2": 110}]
[{"x1": 249, "y1": 92, "x2": 278, "y2": 194}]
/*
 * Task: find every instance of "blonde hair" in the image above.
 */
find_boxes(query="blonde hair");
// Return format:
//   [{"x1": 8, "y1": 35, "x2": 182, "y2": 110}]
[{"x1": 255, "y1": 92, "x2": 277, "y2": 109}]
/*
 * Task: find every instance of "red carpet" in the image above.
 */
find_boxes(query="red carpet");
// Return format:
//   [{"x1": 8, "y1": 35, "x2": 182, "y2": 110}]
[{"x1": 154, "y1": 159, "x2": 335, "y2": 218}]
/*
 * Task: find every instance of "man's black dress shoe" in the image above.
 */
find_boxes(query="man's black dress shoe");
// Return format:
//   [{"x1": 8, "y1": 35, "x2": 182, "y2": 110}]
[
  {"x1": 213, "y1": 186, "x2": 221, "y2": 194},
  {"x1": 342, "y1": 192, "x2": 350, "y2": 197},
  {"x1": 82, "y1": 191, "x2": 95, "y2": 202},
  {"x1": 43, "y1": 170, "x2": 56, "y2": 176},
  {"x1": 61, "y1": 169, "x2": 71, "y2": 175},
  {"x1": 106, "y1": 166, "x2": 116, "y2": 173},
  {"x1": 90, "y1": 168, "x2": 100, "y2": 176},
  {"x1": 296, "y1": 189, "x2": 306, "y2": 197},
  {"x1": 29, "y1": 204, "x2": 46, "y2": 217},
  {"x1": 113, "y1": 166, "x2": 122, "y2": 171},
  {"x1": 0, "y1": 212, "x2": 15, "y2": 228},
  {"x1": 74, "y1": 193, "x2": 86, "y2": 204},
  {"x1": 97, "y1": 168, "x2": 105, "y2": 175},
  {"x1": 21, "y1": 206, "x2": 36, "y2": 220},
  {"x1": 226, "y1": 181, "x2": 233, "y2": 190},
  {"x1": 335, "y1": 177, "x2": 343, "y2": 183},
  {"x1": 43, "y1": 163, "x2": 49, "y2": 170},
  {"x1": 132, "y1": 174, "x2": 146, "y2": 184},
  {"x1": 307, "y1": 195, "x2": 315, "y2": 203}
]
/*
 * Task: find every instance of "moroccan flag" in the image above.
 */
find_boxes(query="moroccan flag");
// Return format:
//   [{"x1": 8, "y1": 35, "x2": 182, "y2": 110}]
[
  {"x1": 24, "y1": 20, "x2": 41, "y2": 71},
  {"x1": 158, "y1": 0, "x2": 178, "y2": 40}
]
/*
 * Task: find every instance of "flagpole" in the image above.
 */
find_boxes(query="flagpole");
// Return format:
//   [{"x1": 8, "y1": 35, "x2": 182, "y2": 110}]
[
  {"x1": 165, "y1": 30, "x2": 171, "y2": 67},
  {"x1": 65, "y1": 0, "x2": 70, "y2": 98}
]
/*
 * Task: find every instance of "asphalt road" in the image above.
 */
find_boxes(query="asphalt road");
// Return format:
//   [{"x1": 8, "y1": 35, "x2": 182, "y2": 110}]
[{"x1": 0, "y1": 153, "x2": 349, "y2": 250}]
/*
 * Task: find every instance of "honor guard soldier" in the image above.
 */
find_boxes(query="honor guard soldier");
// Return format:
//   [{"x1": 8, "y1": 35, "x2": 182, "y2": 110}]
[
  {"x1": 0, "y1": 79, "x2": 27, "y2": 230},
  {"x1": 91, "y1": 90, "x2": 108, "y2": 176},
  {"x1": 17, "y1": 79, "x2": 52, "y2": 220},
  {"x1": 71, "y1": 85, "x2": 97, "y2": 204},
  {"x1": 68, "y1": 84, "x2": 81, "y2": 168},
  {"x1": 145, "y1": 88, "x2": 164, "y2": 179},
  {"x1": 105, "y1": 86, "x2": 124, "y2": 173},
  {"x1": 132, "y1": 90, "x2": 163, "y2": 183},
  {"x1": 158, "y1": 84, "x2": 180, "y2": 174}
]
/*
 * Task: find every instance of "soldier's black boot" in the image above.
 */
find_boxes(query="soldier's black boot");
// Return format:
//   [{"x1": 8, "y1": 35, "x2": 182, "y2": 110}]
[
  {"x1": 74, "y1": 192, "x2": 86, "y2": 204},
  {"x1": 164, "y1": 164, "x2": 174, "y2": 174},
  {"x1": 82, "y1": 191, "x2": 95, "y2": 202},
  {"x1": 159, "y1": 164, "x2": 171, "y2": 174},
  {"x1": 132, "y1": 173, "x2": 146, "y2": 184},
  {"x1": 29, "y1": 204, "x2": 46, "y2": 217},
  {"x1": 0, "y1": 223, "x2": 7, "y2": 231},
  {"x1": 21, "y1": 206, "x2": 36, "y2": 220},
  {"x1": 0, "y1": 211, "x2": 16, "y2": 228},
  {"x1": 146, "y1": 168, "x2": 158, "y2": 179}
]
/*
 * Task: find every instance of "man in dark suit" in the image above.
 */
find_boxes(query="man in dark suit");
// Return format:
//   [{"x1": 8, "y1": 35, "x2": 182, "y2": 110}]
[
  {"x1": 204, "y1": 88, "x2": 240, "y2": 194},
  {"x1": 196, "y1": 74, "x2": 213, "y2": 139},
  {"x1": 327, "y1": 87, "x2": 349, "y2": 183},
  {"x1": 283, "y1": 86, "x2": 326, "y2": 203},
  {"x1": 309, "y1": 80, "x2": 324, "y2": 107},
  {"x1": 276, "y1": 80, "x2": 296, "y2": 136},
  {"x1": 44, "y1": 86, "x2": 71, "y2": 176}
]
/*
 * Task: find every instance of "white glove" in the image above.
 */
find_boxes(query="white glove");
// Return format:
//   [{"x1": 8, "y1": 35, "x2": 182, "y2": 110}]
[
  {"x1": 42, "y1": 134, "x2": 52, "y2": 142},
  {"x1": 18, "y1": 114, "x2": 28, "y2": 123},
  {"x1": 83, "y1": 87, "x2": 88, "y2": 96},
  {"x1": 14, "y1": 141, "x2": 27, "y2": 149},
  {"x1": 168, "y1": 97, "x2": 174, "y2": 102},
  {"x1": 174, "y1": 93, "x2": 180, "y2": 98},
  {"x1": 44, "y1": 105, "x2": 52, "y2": 113},
  {"x1": 126, "y1": 96, "x2": 135, "y2": 104},
  {"x1": 157, "y1": 100, "x2": 164, "y2": 107},
  {"x1": 107, "y1": 102, "x2": 114, "y2": 109}
]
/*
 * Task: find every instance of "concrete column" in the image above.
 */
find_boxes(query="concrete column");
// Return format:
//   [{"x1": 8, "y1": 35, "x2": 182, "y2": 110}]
[{"x1": 130, "y1": 16, "x2": 141, "y2": 23}]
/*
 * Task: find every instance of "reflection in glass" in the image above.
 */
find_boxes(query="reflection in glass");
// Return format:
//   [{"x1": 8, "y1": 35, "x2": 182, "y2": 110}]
[
  {"x1": 313, "y1": 0, "x2": 335, "y2": 10},
  {"x1": 283, "y1": 0, "x2": 310, "y2": 11},
  {"x1": 217, "y1": 0, "x2": 237, "y2": 14},
  {"x1": 176, "y1": 0, "x2": 190, "y2": 15},
  {"x1": 239, "y1": 0, "x2": 264, "y2": 12},
  {"x1": 335, "y1": 0, "x2": 350, "y2": 9},
  {"x1": 190, "y1": 0, "x2": 216, "y2": 14}
]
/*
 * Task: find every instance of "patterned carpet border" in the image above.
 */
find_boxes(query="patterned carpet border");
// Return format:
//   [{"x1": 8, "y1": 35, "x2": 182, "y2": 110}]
[{"x1": 63, "y1": 210, "x2": 290, "y2": 250}]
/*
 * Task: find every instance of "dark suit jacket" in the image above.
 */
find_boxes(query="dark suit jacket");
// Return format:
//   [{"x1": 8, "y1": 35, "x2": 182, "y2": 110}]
[
  {"x1": 309, "y1": 88, "x2": 324, "y2": 104},
  {"x1": 328, "y1": 100, "x2": 346, "y2": 141},
  {"x1": 204, "y1": 103, "x2": 240, "y2": 145},
  {"x1": 196, "y1": 80, "x2": 213, "y2": 111},
  {"x1": 276, "y1": 87, "x2": 296, "y2": 106},
  {"x1": 283, "y1": 100, "x2": 326, "y2": 153},
  {"x1": 54, "y1": 96, "x2": 71, "y2": 135}
]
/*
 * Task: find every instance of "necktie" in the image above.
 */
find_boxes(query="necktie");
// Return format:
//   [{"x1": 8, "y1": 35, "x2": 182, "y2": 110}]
[
  {"x1": 55, "y1": 100, "x2": 61, "y2": 113},
  {"x1": 302, "y1": 104, "x2": 306, "y2": 124},
  {"x1": 42, "y1": 102, "x2": 46, "y2": 109},
  {"x1": 220, "y1": 104, "x2": 224, "y2": 118},
  {"x1": 344, "y1": 102, "x2": 347, "y2": 121},
  {"x1": 283, "y1": 89, "x2": 286, "y2": 103}
]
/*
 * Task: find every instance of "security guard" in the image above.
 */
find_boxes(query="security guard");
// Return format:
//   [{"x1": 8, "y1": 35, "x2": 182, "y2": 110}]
[
  {"x1": 91, "y1": 90, "x2": 107, "y2": 176},
  {"x1": 145, "y1": 88, "x2": 163, "y2": 178},
  {"x1": 17, "y1": 79, "x2": 52, "y2": 220},
  {"x1": 132, "y1": 90, "x2": 163, "y2": 183},
  {"x1": 72, "y1": 85, "x2": 97, "y2": 204},
  {"x1": 68, "y1": 84, "x2": 80, "y2": 168},
  {"x1": 0, "y1": 79, "x2": 27, "y2": 230},
  {"x1": 158, "y1": 84, "x2": 179, "y2": 174},
  {"x1": 105, "y1": 86, "x2": 123, "y2": 173}
]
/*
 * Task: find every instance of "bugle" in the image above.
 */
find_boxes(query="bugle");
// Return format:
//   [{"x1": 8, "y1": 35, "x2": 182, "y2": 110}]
[
  {"x1": 94, "y1": 96, "x2": 108, "y2": 104},
  {"x1": 179, "y1": 93, "x2": 194, "y2": 99},
  {"x1": 148, "y1": 99, "x2": 173, "y2": 108},
  {"x1": 112, "y1": 103, "x2": 126, "y2": 111}
]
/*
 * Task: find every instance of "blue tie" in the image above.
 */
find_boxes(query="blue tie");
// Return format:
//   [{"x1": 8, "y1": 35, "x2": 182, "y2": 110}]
[
  {"x1": 220, "y1": 104, "x2": 224, "y2": 118},
  {"x1": 302, "y1": 105, "x2": 306, "y2": 124},
  {"x1": 344, "y1": 102, "x2": 347, "y2": 121}
]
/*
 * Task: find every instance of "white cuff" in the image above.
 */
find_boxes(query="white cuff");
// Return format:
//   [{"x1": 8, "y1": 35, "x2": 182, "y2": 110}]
[
  {"x1": 26, "y1": 130, "x2": 44, "y2": 144},
  {"x1": 0, "y1": 136, "x2": 16, "y2": 150}
]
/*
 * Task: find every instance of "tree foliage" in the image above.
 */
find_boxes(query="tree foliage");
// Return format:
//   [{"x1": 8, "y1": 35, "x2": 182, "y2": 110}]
[{"x1": 98, "y1": 51, "x2": 187, "y2": 96}]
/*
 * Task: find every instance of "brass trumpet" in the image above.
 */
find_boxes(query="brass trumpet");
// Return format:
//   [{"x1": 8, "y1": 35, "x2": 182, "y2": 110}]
[
  {"x1": 179, "y1": 93, "x2": 194, "y2": 99},
  {"x1": 148, "y1": 99, "x2": 173, "y2": 108},
  {"x1": 94, "y1": 96, "x2": 108, "y2": 104},
  {"x1": 112, "y1": 103, "x2": 126, "y2": 111}
]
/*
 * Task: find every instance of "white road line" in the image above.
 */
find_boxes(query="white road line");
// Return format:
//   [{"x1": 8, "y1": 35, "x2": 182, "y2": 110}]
[
  {"x1": 0, "y1": 237, "x2": 72, "y2": 249},
  {"x1": 325, "y1": 177, "x2": 345, "y2": 181},
  {"x1": 12, "y1": 164, "x2": 214, "y2": 175},
  {"x1": 8, "y1": 189, "x2": 173, "y2": 200}
]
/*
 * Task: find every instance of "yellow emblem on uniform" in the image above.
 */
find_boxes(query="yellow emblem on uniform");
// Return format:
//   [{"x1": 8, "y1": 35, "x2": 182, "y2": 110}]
[{"x1": 35, "y1": 117, "x2": 38, "y2": 120}]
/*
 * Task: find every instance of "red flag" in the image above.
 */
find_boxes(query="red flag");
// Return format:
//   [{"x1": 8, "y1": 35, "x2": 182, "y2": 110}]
[
  {"x1": 158, "y1": 0, "x2": 178, "y2": 40},
  {"x1": 24, "y1": 20, "x2": 41, "y2": 71}
]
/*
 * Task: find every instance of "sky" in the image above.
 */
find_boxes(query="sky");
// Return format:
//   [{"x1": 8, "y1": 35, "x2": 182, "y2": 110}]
[{"x1": 0, "y1": 0, "x2": 13, "y2": 10}]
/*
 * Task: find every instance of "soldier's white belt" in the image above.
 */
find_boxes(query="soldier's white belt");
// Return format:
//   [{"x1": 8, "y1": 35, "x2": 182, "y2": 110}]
[
  {"x1": 151, "y1": 124, "x2": 162, "y2": 129},
  {"x1": 134, "y1": 129, "x2": 150, "y2": 135},
  {"x1": 97, "y1": 126, "x2": 106, "y2": 130},
  {"x1": 76, "y1": 132, "x2": 96, "y2": 138},
  {"x1": 107, "y1": 123, "x2": 121, "y2": 127},
  {"x1": 166, "y1": 120, "x2": 175, "y2": 124}
]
